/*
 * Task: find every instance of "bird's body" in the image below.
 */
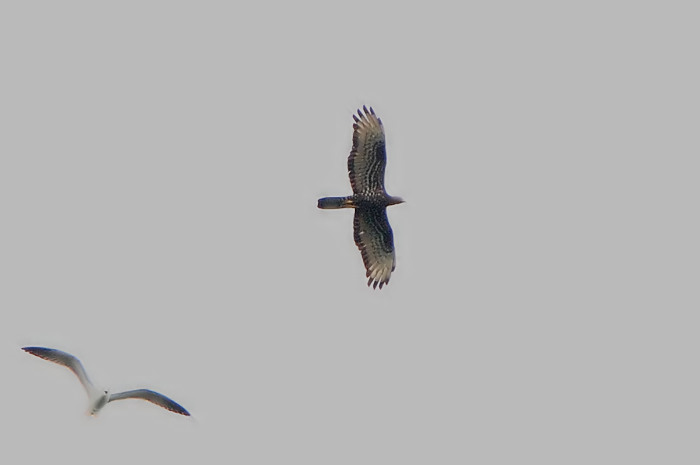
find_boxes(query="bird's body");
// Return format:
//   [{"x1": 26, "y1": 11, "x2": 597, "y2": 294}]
[
  {"x1": 318, "y1": 106, "x2": 403, "y2": 289},
  {"x1": 22, "y1": 347, "x2": 190, "y2": 417},
  {"x1": 89, "y1": 390, "x2": 110, "y2": 415}
]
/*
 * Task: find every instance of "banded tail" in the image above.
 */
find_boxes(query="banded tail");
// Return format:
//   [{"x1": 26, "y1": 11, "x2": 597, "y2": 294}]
[{"x1": 317, "y1": 196, "x2": 355, "y2": 209}]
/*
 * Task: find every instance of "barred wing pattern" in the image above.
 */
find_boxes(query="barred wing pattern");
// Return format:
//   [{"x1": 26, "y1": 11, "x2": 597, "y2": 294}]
[
  {"x1": 348, "y1": 106, "x2": 387, "y2": 195},
  {"x1": 354, "y1": 208, "x2": 396, "y2": 289},
  {"x1": 318, "y1": 105, "x2": 402, "y2": 289}
]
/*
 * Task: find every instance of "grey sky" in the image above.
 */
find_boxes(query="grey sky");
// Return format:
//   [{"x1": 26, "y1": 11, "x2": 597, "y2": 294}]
[{"x1": 1, "y1": 1, "x2": 698, "y2": 464}]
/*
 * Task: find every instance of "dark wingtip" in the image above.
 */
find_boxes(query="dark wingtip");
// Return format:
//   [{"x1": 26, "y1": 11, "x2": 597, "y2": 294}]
[
  {"x1": 166, "y1": 403, "x2": 191, "y2": 416},
  {"x1": 22, "y1": 347, "x2": 59, "y2": 362},
  {"x1": 22, "y1": 346, "x2": 46, "y2": 355},
  {"x1": 169, "y1": 399, "x2": 191, "y2": 416},
  {"x1": 365, "y1": 279, "x2": 388, "y2": 290}
]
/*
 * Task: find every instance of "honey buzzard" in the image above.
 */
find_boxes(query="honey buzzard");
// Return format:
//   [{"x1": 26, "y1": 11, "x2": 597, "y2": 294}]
[{"x1": 318, "y1": 106, "x2": 404, "y2": 289}]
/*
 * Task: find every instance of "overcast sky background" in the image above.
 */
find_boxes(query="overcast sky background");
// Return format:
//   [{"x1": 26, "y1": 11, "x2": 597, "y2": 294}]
[{"x1": 1, "y1": 1, "x2": 698, "y2": 464}]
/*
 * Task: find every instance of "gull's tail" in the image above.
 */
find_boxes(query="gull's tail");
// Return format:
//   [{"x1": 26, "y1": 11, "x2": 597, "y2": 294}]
[{"x1": 317, "y1": 196, "x2": 355, "y2": 209}]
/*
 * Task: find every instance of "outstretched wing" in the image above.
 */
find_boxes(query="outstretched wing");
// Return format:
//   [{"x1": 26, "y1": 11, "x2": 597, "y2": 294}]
[
  {"x1": 109, "y1": 389, "x2": 190, "y2": 416},
  {"x1": 353, "y1": 208, "x2": 396, "y2": 289},
  {"x1": 348, "y1": 106, "x2": 387, "y2": 195},
  {"x1": 22, "y1": 347, "x2": 95, "y2": 395}
]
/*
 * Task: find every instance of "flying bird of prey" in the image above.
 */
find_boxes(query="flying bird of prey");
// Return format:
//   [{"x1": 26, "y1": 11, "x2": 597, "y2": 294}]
[
  {"x1": 318, "y1": 106, "x2": 404, "y2": 289},
  {"x1": 22, "y1": 347, "x2": 190, "y2": 417}
]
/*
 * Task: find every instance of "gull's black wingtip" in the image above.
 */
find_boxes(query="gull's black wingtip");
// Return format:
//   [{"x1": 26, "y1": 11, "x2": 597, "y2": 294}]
[
  {"x1": 22, "y1": 346, "x2": 47, "y2": 354},
  {"x1": 168, "y1": 399, "x2": 191, "y2": 417},
  {"x1": 22, "y1": 346, "x2": 62, "y2": 361}
]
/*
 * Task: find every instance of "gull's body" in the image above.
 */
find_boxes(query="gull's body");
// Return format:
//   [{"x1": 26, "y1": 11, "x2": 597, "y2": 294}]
[{"x1": 22, "y1": 347, "x2": 190, "y2": 416}]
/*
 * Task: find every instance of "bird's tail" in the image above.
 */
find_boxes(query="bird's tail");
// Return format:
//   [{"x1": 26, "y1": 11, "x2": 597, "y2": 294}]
[{"x1": 317, "y1": 196, "x2": 355, "y2": 209}]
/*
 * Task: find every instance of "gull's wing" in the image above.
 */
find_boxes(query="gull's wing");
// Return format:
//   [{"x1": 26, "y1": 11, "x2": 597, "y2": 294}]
[
  {"x1": 22, "y1": 347, "x2": 95, "y2": 395},
  {"x1": 108, "y1": 389, "x2": 190, "y2": 416},
  {"x1": 348, "y1": 106, "x2": 387, "y2": 195}
]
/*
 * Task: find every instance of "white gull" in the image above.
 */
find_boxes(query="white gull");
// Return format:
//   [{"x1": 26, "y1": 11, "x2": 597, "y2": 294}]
[{"x1": 22, "y1": 346, "x2": 190, "y2": 416}]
